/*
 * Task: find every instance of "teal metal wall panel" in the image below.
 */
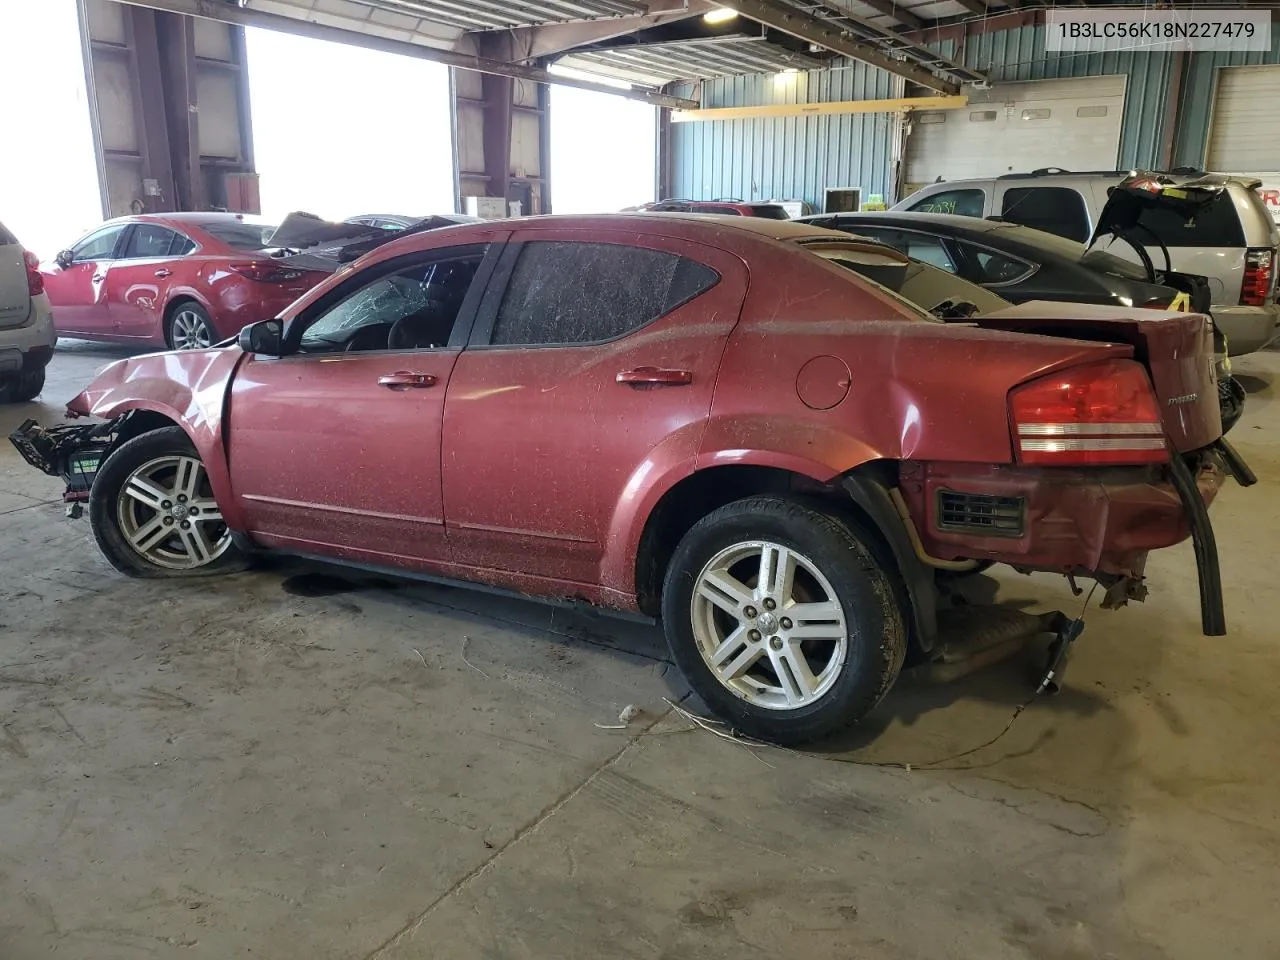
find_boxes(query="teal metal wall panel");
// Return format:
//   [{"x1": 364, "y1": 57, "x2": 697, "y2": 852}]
[{"x1": 670, "y1": 63, "x2": 899, "y2": 211}]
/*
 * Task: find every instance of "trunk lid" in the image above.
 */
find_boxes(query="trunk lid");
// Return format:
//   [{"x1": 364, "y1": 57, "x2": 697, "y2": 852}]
[
  {"x1": 0, "y1": 224, "x2": 31, "y2": 330},
  {"x1": 975, "y1": 300, "x2": 1221, "y2": 453}
]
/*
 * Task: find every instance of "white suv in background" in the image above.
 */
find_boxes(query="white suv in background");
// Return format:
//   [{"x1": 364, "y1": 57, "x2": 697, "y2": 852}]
[
  {"x1": 894, "y1": 170, "x2": 1280, "y2": 355},
  {"x1": 0, "y1": 221, "x2": 56, "y2": 402}
]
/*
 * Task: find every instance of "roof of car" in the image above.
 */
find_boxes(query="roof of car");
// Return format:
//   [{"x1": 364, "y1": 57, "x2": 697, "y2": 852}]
[
  {"x1": 803, "y1": 211, "x2": 1010, "y2": 233},
  {"x1": 511, "y1": 212, "x2": 832, "y2": 242}
]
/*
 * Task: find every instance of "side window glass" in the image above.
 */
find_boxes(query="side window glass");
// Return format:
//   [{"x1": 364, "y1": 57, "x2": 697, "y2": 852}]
[
  {"x1": 1000, "y1": 187, "x2": 1091, "y2": 242},
  {"x1": 903, "y1": 235, "x2": 957, "y2": 273},
  {"x1": 490, "y1": 241, "x2": 719, "y2": 347},
  {"x1": 72, "y1": 226, "x2": 125, "y2": 262},
  {"x1": 961, "y1": 244, "x2": 1033, "y2": 284},
  {"x1": 123, "y1": 225, "x2": 180, "y2": 259},
  {"x1": 300, "y1": 251, "x2": 485, "y2": 354},
  {"x1": 910, "y1": 189, "x2": 986, "y2": 218},
  {"x1": 169, "y1": 233, "x2": 196, "y2": 256}
]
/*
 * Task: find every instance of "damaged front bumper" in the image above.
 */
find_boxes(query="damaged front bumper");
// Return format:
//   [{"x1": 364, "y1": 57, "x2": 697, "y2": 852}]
[{"x1": 9, "y1": 418, "x2": 121, "y2": 504}]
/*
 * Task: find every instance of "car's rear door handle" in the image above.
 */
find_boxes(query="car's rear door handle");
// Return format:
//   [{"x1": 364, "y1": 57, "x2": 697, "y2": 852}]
[
  {"x1": 616, "y1": 366, "x2": 693, "y2": 386},
  {"x1": 92, "y1": 273, "x2": 105, "y2": 283},
  {"x1": 154, "y1": 268, "x2": 172, "y2": 278},
  {"x1": 378, "y1": 371, "x2": 438, "y2": 390}
]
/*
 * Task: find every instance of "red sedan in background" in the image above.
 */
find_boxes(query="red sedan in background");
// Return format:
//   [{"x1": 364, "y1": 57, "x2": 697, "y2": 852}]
[{"x1": 40, "y1": 213, "x2": 327, "y2": 350}]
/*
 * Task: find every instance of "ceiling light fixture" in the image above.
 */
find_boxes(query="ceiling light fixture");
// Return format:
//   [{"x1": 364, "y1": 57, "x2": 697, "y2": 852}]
[{"x1": 703, "y1": 7, "x2": 739, "y2": 24}]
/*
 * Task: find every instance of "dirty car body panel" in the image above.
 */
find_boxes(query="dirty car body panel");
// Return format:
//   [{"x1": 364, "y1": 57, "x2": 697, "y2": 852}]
[{"x1": 11, "y1": 215, "x2": 1247, "y2": 665}]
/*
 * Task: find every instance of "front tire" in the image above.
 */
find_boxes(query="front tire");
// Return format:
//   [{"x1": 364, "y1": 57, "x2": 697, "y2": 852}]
[
  {"x1": 662, "y1": 497, "x2": 906, "y2": 745},
  {"x1": 89, "y1": 426, "x2": 247, "y2": 577}
]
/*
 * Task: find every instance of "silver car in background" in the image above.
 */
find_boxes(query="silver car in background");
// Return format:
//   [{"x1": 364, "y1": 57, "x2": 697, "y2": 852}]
[
  {"x1": 0, "y1": 221, "x2": 56, "y2": 403},
  {"x1": 895, "y1": 169, "x2": 1280, "y2": 355}
]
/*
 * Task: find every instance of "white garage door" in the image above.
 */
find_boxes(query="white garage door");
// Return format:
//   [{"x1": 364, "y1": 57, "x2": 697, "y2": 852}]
[
  {"x1": 905, "y1": 76, "x2": 1127, "y2": 187},
  {"x1": 1207, "y1": 64, "x2": 1280, "y2": 225}
]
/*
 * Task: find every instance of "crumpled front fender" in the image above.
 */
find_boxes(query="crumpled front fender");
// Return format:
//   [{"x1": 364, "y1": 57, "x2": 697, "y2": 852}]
[{"x1": 68, "y1": 347, "x2": 246, "y2": 529}]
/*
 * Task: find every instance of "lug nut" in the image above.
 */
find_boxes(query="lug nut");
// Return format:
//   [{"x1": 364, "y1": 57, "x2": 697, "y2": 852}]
[
  {"x1": 743, "y1": 605, "x2": 757, "y2": 619},
  {"x1": 177, "y1": 495, "x2": 188, "y2": 503},
  {"x1": 189, "y1": 507, "x2": 199, "y2": 516},
  {"x1": 180, "y1": 520, "x2": 190, "y2": 529},
  {"x1": 163, "y1": 517, "x2": 174, "y2": 526},
  {"x1": 781, "y1": 617, "x2": 793, "y2": 630},
  {"x1": 769, "y1": 636, "x2": 783, "y2": 651},
  {"x1": 748, "y1": 629, "x2": 762, "y2": 642},
  {"x1": 162, "y1": 500, "x2": 172, "y2": 509},
  {"x1": 763, "y1": 597, "x2": 776, "y2": 611}
]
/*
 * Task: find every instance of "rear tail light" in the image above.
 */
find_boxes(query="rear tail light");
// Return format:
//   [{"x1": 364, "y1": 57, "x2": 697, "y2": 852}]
[
  {"x1": 228, "y1": 261, "x2": 306, "y2": 283},
  {"x1": 23, "y1": 251, "x2": 43, "y2": 295},
  {"x1": 1010, "y1": 359, "x2": 1168, "y2": 466},
  {"x1": 1241, "y1": 248, "x2": 1275, "y2": 306}
]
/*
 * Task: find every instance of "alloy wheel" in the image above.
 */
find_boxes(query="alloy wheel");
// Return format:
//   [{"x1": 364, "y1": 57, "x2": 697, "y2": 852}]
[
  {"x1": 171, "y1": 309, "x2": 212, "y2": 350},
  {"x1": 116, "y1": 455, "x2": 231, "y2": 569},
  {"x1": 690, "y1": 540, "x2": 848, "y2": 710}
]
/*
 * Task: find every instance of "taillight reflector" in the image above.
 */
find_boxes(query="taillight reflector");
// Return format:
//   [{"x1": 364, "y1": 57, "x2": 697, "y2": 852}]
[
  {"x1": 228, "y1": 260, "x2": 306, "y2": 283},
  {"x1": 23, "y1": 250, "x2": 43, "y2": 296},
  {"x1": 1010, "y1": 359, "x2": 1168, "y2": 466},
  {"x1": 1241, "y1": 248, "x2": 1275, "y2": 306}
]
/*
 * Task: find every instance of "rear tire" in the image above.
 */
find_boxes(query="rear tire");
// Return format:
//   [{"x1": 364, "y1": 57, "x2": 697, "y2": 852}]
[
  {"x1": 0, "y1": 366, "x2": 44, "y2": 403},
  {"x1": 661, "y1": 496, "x2": 906, "y2": 745},
  {"x1": 89, "y1": 426, "x2": 248, "y2": 578},
  {"x1": 166, "y1": 301, "x2": 215, "y2": 350}
]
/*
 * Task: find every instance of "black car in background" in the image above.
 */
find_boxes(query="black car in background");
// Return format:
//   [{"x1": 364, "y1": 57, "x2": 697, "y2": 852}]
[{"x1": 796, "y1": 211, "x2": 1199, "y2": 311}]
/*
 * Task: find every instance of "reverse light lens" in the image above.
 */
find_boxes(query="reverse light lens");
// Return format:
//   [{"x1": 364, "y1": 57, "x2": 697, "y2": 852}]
[{"x1": 1010, "y1": 359, "x2": 1168, "y2": 466}]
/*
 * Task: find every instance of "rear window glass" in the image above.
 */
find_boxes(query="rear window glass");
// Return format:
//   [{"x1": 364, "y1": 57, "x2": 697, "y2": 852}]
[
  {"x1": 0, "y1": 222, "x2": 17, "y2": 246},
  {"x1": 1000, "y1": 187, "x2": 1091, "y2": 242},
  {"x1": 1129, "y1": 194, "x2": 1245, "y2": 247},
  {"x1": 749, "y1": 205, "x2": 791, "y2": 220},
  {"x1": 199, "y1": 220, "x2": 277, "y2": 251}
]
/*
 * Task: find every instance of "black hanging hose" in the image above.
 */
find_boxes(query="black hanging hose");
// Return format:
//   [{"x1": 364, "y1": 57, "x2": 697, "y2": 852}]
[{"x1": 1167, "y1": 454, "x2": 1227, "y2": 637}]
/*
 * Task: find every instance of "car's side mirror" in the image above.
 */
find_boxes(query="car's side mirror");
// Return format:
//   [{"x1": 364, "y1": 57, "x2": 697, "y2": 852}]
[
  {"x1": 55, "y1": 250, "x2": 73, "y2": 269},
  {"x1": 238, "y1": 319, "x2": 284, "y2": 357}
]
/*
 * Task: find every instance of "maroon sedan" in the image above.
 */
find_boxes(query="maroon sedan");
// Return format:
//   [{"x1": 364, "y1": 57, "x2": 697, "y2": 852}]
[
  {"x1": 41, "y1": 213, "x2": 326, "y2": 349},
  {"x1": 11, "y1": 215, "x2": 1249, "y2": 743}
]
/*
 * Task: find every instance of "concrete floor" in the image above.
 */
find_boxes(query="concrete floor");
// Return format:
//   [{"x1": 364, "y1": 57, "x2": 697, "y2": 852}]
[{"x1": 2, "y1": 340, "x2": 1279, "y2": 959}]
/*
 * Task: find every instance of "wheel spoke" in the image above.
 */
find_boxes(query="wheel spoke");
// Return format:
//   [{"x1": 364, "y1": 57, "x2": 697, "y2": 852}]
[
  {"x1": 772, "y1": 646, "x2": 819, "y2": 705},
  {"x1": 179, "y1": 525, "x2": 214, "y2": 564},
  {"x1": 123, "y1": 475, "x2": 169, "y2": 511},
  {"x1": 708, "y1": 624, "x2": 751, "y2": 669},
  {"x1": 717, "y1": 638, "x2": 765, "y2": 681},
  {"x1": 173, "y1": 457, "x2": 203, "y2": 502},
  {"x1": 786, "y1": 600, "x2": 844, "y2": 641},
  {"x1": 696, "y1": 569, "x2": 754, "y2": 617},
  {"x1": 127, "y1": 515, "x2": 170, "y2": 553},
  {"x1": 190, "y1": 498, "x2": 223, "y2": 523},
  {"x1": 759, "y1": 544, "x2": 797, "y2": 601}
]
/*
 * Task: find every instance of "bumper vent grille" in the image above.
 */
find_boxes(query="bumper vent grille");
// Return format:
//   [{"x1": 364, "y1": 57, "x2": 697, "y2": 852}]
[{"x1": 937, "y1": 490, "x2": 1025, "y2": 537}]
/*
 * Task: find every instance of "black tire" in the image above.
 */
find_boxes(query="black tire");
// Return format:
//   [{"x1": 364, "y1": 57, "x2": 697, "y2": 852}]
[
  {"x1": 0, "y1": 366, "x2": 45, "y2": 403},
  {"x1": 661, "y1": 496, "x2": 906, "y2": 745},
  {"x1": 165, "y1": 300, "x2": 215, "y2": 350},
  {"x1": 89, "y1": 425, "x2": 248, "y2": 578}
]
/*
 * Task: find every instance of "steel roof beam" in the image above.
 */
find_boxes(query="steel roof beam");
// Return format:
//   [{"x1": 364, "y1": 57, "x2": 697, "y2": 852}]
[
  {"x1": 112, "y1": 0, "x2": 698, "y2": 108},
  {"x1": 852, "y1": 0, "x2": 924, "y2": 31},
  {"x1": 730, "y1": 0, "x2": 959, "y2": 93},
  {"x1": 496, "y1": 0, "x2": 718, "y2": 60}
]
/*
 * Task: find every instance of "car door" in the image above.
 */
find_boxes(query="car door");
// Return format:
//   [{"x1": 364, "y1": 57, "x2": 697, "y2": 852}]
[
  {"x1": 42, "y1": 224, "x2": 128, "y2": 334},
  {"x1": 106, "y1": 223, "x2": 193, "y2": 339},
  {"x1": 226, "y1": 239, "x2": 503, "y2": 567},
  {"x1": 440, "y1": 230, "x2": 746, "y2": 588}
]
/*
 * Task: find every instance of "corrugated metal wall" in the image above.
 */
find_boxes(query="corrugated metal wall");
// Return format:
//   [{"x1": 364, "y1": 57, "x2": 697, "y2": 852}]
[
  {"x1": 1173, "y1": 22, "x2": 1280, "y2": 167},
  {"x1": 669, "y1": 20, "x2": 1280, "y2": 210},
  {"x1": 669, "y1": 64, "x2": 902, "y2": 211}
]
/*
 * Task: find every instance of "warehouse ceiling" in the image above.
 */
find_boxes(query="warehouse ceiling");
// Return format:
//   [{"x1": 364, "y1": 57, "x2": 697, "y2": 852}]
[{"x1": 122, "y1": 0, "x2": 1011, "y2": 95}]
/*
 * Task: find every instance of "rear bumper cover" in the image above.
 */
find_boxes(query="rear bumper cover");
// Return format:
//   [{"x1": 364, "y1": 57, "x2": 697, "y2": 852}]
[
  {"x1": 900, "y1": 444, "x2": 1246, "y2": 636},
  {"x1": 1213, "y1": 303, "x2": 1280, "y2": 356}
]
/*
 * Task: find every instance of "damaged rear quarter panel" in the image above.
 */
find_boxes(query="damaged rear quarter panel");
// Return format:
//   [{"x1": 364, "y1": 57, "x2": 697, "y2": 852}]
[
  {"x1": 703, "y1": 252, "x2": 1135, "y2": 476},
  {"x1": 70, "y1": 347, "x2": 246, "y2": 526}
]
